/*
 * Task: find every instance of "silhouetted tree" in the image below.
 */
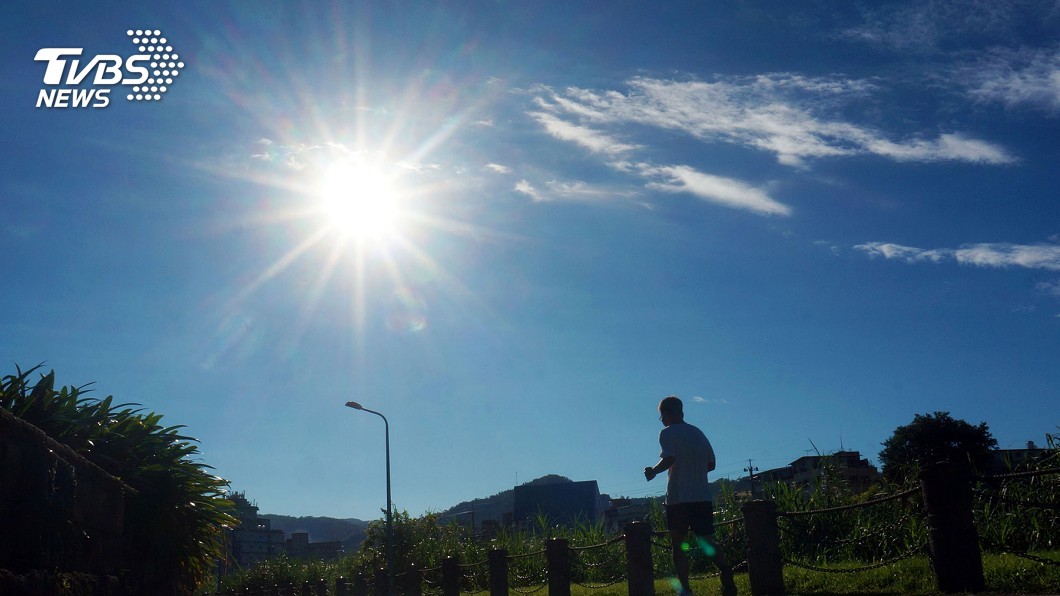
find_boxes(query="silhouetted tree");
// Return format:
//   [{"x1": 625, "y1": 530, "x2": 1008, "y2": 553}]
[{"x1": 879, "y1": 411, "x2": 997, "y2": 480}]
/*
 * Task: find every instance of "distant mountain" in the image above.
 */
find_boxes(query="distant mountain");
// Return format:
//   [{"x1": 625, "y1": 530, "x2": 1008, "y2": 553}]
[
  {"x1": 437, "y1": 474, "x2": 582, "y2": 529},
  {"x1": 259, "y1": 475, "x2": 590, "y2": 548},
  {"x1": 261, "y1": 514, "x2": 370, "y2": 550}
]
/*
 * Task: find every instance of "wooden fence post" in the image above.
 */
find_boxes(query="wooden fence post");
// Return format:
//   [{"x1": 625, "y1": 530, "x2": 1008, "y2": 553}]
[
  {"x1": 488, "y1": 549, "x2": 508, "y2": 596},
  {"x1": 624, "y1": 521, "x2": 655, "y2": 596},
  {"x1": 919, "y1": 461, "x2": 985, "y2": 593},
  {"x1": 442, "y1": 556, "x2": 461, "y2": 596},
  {"x1": 742, "y1": 499, "x2": 784, "y2": 596},
  {"x1": 403, "y1": 563, "x2": 422, "y2": 596},
  {"x1": 546, "y1": 538, "x2": 571, "y2": 596}
]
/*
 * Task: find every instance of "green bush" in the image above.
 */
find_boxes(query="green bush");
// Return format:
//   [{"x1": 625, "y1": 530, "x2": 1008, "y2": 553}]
[{"x1": 2, "y1": 365, "x2": 236, "y2": 594}]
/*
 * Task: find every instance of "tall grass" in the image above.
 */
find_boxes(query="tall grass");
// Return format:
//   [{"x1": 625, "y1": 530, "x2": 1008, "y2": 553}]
[
  {"x1": 216, "y1": 510, "x2": 628, "y2": 593},
  {"x1": 766, "y1": 465, "x2": 927, "y2": 566},
  {"x1": 975, "y1": 432, "x2": 1059, "y2": 555}
]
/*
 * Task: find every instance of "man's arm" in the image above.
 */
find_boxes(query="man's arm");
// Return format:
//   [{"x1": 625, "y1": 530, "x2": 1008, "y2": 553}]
[{"x1": 644, "y1": 456, "x2": 675, "y2": 481}]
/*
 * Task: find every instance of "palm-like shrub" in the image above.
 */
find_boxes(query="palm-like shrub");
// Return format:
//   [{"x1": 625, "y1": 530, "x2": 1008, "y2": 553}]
[{"x1": 1, "y1": 365, "x2": 236, "y2": 594}]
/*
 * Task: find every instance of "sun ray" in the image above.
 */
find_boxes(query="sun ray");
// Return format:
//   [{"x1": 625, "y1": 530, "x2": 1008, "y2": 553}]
[
  {"x1": 232, "y1": 225, "x2": 333, "y2": 305},
  {"x1": 280, "y1": 234, "x2": 350, "y2": 354}
]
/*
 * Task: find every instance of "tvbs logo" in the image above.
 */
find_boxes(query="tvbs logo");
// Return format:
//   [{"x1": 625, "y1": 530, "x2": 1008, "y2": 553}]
[{"x1": 35, "y1": 29, "x2": 184, "y2": 108}]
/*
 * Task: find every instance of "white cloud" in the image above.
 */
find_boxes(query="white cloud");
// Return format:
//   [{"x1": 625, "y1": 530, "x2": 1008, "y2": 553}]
[
  {"x1": 529, "y1": 111, "x2": 639, "y2": 155},
  {"x1": 514, "y1": 179, "x2": 540, "y2": 201},
  {"x1": 485, "y1": 163, "x2": 512, "y2": 174},
  {"x1": 854, "y1": 242, "x2": 947, "y2": 263},
  {"x1": 525, "y1": 71, "x2": 1017, "y2": 219},
  {"x1": 856, "y1": 241, "x2": 1060, "y2": 271},
  {"x1": 962, "y1": 47, "x2": 1060, "y2": 114},
  {"x1": 864, "y1": 133, "x2": 1017, "y2": 163},
  {"x1": 955, "y1": 243, "x2": 1060, "y2": 270},
  {"x1": 642, "y1": 164, "x2": 792, "y2": 216},
  {"x1": 514, "y1": 178, "x2": 636, "y2": 203},
  {"x1": 692, "y1": 396, "x2": 729, "y2": 405},
  {"x1": 533, "y1": 75, "x2": 1014, "y2": 167},
  {"x1": 544, "y1": 180, "x2": 636, "y2": 202},
  {"x1": 251, "y1": 138, "x2": 279, "y2": 161}
]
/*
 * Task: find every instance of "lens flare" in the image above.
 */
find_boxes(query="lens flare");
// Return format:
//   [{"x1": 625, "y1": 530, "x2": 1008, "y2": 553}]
[{"x1": 695, "y1": 536, "x2": 716, "y2": 557}]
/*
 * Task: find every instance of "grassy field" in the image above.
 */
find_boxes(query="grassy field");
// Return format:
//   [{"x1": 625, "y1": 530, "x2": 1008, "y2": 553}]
[{"x1": 207, "y1": 550, "x2": 1059, "y2": 594}]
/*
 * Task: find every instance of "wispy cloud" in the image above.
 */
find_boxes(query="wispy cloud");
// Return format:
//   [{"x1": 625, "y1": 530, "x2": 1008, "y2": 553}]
[
  {"x1": 514, "y1": 180, "x2": 540, "y2": 201},
  {"x1": 1037, "y1": 279, "x2": 1060, "y2": 297},
  {"x1": 692, "y1": 396, "x2": 729, "y2": 405},
  {"x1": 839, "y1": 0, "x2": 1041, "y2": 52},
  {"x1": 641, "y1": 164, "x2": 792, "y2": 216},
  {"x1": 485, "y1": 163, "x2": 512, "y2": 174},
  {"x1": 525, "y1": 72, "x2": 1014, "y2": 215},
  {"x1": 533, "y1": 75, "x2": 1014, "y2": 168},
  {"x1": 529, "y1": 111, "x2": 640, "y2": 155},
  {"x1": 856, "y1": 241, "x2": 1060, "y2": 271},
  {"x1": 961, "y1": 47, "x2": 1060, "y2": 114},
  {"x1": 862, "y1": 133, "x2": 1015, "y2": 164},
  {"x1": 514, "y1": 178, "x2": 637, "y2": 203}
]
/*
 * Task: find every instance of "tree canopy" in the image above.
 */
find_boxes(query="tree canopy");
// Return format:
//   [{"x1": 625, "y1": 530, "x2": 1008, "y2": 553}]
[{"x1": 879, "y1": 411, "x2": 997, "y2": 480}]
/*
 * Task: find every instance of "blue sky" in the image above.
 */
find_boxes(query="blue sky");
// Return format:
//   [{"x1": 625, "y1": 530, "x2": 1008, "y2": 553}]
[{"x1": 3, "y1": 1, "x2": 1059, "y2": 519}]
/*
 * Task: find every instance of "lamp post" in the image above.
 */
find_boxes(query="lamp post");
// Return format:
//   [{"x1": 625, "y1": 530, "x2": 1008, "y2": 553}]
[{"x1": 345, "y1": 401, "x2": 394, "y2": 594}]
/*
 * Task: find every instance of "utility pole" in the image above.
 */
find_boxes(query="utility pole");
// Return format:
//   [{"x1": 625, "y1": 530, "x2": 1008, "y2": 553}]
[{"x1": 744, "y1": 459, "x2": 760, "y2": 499}]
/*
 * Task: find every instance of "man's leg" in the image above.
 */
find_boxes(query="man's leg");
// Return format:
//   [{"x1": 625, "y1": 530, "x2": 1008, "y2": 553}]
[
  {"x1": 666, "y1": 504, "x2": 694, "y2": 593},
  {"x1": 669, "y1": 527, "x2": 692, "y2": 593},
  {"x1": 693, "y1": 533, "x2": 736, "y2": 596},
  {"x1": 689, "y1": 502, "x2": 736, "y2": 595}
]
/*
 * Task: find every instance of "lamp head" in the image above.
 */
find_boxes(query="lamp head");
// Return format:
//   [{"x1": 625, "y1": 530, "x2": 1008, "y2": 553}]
[{"x1": 345, "y1": 401, "x2": 363, "y2": 410}]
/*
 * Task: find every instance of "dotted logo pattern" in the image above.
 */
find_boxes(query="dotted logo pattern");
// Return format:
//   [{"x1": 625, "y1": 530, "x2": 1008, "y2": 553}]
[{"x1": 125, "y1": 29, "x2": 183, "y2": 102}]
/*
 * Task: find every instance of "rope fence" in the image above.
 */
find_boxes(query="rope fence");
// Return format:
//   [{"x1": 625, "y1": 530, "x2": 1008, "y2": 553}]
[
  {"x1": 569, "y1": 534, "x2": 627, "y2": 590},
  {"x1": 776, "y1": 486, "x2": 920, "y2": 517}
]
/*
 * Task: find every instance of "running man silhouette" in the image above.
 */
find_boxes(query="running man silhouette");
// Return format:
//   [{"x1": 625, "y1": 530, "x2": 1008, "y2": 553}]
[{"x1": 644, "y1": 396, "x2": 737, "y2": 596}]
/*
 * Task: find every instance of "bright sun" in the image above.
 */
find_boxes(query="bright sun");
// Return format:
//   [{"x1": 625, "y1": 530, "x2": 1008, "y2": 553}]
[{"x1": 317, "y1": 160, "x2": 402, "y2": 240}]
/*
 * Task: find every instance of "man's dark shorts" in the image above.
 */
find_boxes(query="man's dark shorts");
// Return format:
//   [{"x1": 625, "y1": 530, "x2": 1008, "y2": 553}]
[{"x1": 665, "y1": 501, "x2": 715, "y2": 536}]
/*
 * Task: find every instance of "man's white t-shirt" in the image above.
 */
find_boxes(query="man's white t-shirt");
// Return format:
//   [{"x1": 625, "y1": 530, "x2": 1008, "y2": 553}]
[{"x1": 659, "y1": 422, "x2": 716, "y2": 505}]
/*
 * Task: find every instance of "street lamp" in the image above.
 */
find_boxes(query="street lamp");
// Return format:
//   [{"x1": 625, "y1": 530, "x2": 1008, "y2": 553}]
[{"x1": 345, "y1": 401, "x2": 394, "y2": 593}]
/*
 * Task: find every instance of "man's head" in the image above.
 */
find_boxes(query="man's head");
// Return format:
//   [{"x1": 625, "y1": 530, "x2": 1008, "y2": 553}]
[{"x1": 658, "y1": 395, "x2": 684, "y2": 425}]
